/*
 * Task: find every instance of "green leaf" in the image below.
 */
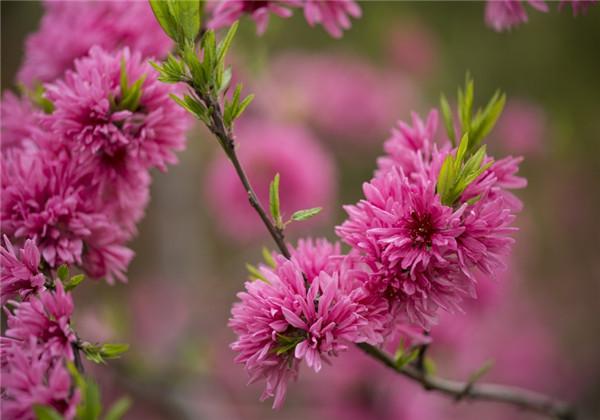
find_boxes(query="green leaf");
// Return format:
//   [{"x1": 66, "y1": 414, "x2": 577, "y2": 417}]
[
  {"x1": 440, "y1": 93, "x2": 455, "y2": 146},
  {"x1": 291, "y1": 207, "x2": 322, "y2": 221},
  {"x1": 57, "y1": 265, "x2": 69, "y2": 283},
  {"x1": 269, "y1": 173, "x2": 282, "y2": 228},
  {"x1": 149, "y1": 0, "x2": 179, "y2": 42},
  {"x1": 423, "y1": 356, "x2": 437, "y2": 376},
  {"x1": 233, "y1": 94, "x2": 254, "y2": 120},
  {"x1": 262, "y1": 247, "x2": 276, "y2": 268},
  {"x1": 455, "y1": 132, "x2": 470, "y2": 167},
  {"x1": 246, "y1": 263, "x2": 269, "y2": 284},
  {"x1": 395, "y1": 346, "x2": 419, "y2": 368},
  {"x1": 68, "y1": 362, "x2": 102, "y2": 420},
  {"x1": 217, "y1": 21, "x2": 239, "y2": 65},
  {"x1": 100, "y1": 343, "x2": 129, "y2": 359},
  {"x1": 64, "y1": 274, "x2": 85, "y2": 291},
  {"x1": 104, "y1": 397, "x2": 132, "y2": 420},
  {"x1": 168, "y1": 0, "x2": 201, "y2": 45},
  {"x1": 467, "y1": 359, "x2": 495, "y2": 385},
  {"x1": 34, "y1": 405, "x2": 63, "y2": 420}
]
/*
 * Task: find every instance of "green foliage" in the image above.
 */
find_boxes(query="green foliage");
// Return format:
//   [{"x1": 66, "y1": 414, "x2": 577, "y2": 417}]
[
  {"x1": 19, "y1": 84, "x2": 55, "y2": 114},
  {"x1": 64, "y1": 274, "x2": 85, "y2": 292},
  {"x1": 57, "y1": 264, "x2": 70, "y2": 283},
  {"x1": 467, "y1": 359, "x2": 495, "y2": 385},
  {"x1": 34, "y1": 405, "x2": 63, "y2": 420},
  {"x1": 394, "y1": 344, "x2": 420, "y2": 368},
  {"x1": 149, "y1": 0, "x2": 202, "y2": 46},
  {"x1": 103, "y1": 397, "x2": 132, "y2": 420},
  {"x1": 290, "y1": 207, "x2": 322, "y2": 222},
  {"x1": 437, "y1": 134, "x2": 492, "y2": 206},
  {"x1": 81, "y1": 342, "x2": 129, "y2": 365},
  {"x1": 269, "y1": 173, "x2": 283, "y2": 229},
  {"x1": 113, "y1": 58, "x2": 146, "y2": 112},
  {"x1": 246, "y1": 263, "x2": 270, "y2": 283},
  {"x1": 262, "y1": 247, "x2": 276, "y2": 268},
  {"x1": 274, "y1": 333, "x2": 306, "y2": 356},
  {"x1": 224, "y1": 83, "x2": 254, "y2": 129},
  {"x1": 437, "y1": 76, "x2": 504, "y2": 206}
]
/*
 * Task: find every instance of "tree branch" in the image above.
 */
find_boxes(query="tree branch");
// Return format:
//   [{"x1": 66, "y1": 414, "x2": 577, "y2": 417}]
[{"x1": 193, "y1": 87, "x2": 575, "y2": 420}]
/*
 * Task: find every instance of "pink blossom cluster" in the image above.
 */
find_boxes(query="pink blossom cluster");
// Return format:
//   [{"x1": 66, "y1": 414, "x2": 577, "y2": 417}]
[
  {"x1": 485, "y1": 0, "x2": 597, "y2": 31},
  {"x1": 207, "y1": 0, "x2": 361, "y2": 38},
  {"x1": 337, "y1": 109, "x2": 526, "y2": 328},
  {"x1": 1, "y1": 281, "x2": 80, "y2": 419},
  {"x1": 2, "y1": 46, "x2": 189, "y2": 283},
  {"x1": 230, "y1": 108, "x2": 526, "y2": 407}
]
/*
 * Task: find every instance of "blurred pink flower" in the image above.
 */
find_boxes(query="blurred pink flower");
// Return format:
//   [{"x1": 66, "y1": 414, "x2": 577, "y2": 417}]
[
  {"x1": 0, "y1": 338, "x2": 80, "y2": 420},
  {"x1": 229, "y1": 256, "x2": 379, "y2": 408},
  {"x1": 304, "y1": 0, "x2": 362, "y2": 38},
  {"x1": 18, "y1": 0, "x2": 173, "y2": 86},
  {"x1": 254, "y1": 53, "x2": 417, "y2": 145},
  {"x1": 207, "y1": 0, "x2": 302, "y2": 34},
  {"x1": 485, "y1": 0, "x2": 548, "y2": 32},
  {"x1": 386, "y1": 21, "x2": 439, "y2": 79},
  {"x1": 559, "y1": 0, "x2": 598, "y2": 15},
  {"x1": 0, "y1": 92, "x2": 44, "y2": 152},
  {"x1": 494, "y1": 99, "x2": 546, "y2": 155},
  {"x1": 4, "y1": 282, "x2": 75, "y2": 360},
  {"x1": 1, "y1": 236, "x2": 45, "y2": 304},
  {"x1": 205, "y1": 118, "x2": 336, "y2": 241}
]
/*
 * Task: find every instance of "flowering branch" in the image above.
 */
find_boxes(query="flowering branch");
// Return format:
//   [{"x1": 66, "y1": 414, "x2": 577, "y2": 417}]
[{"x1": 149, "y1": 5, "x2": 575, "y2": 418}]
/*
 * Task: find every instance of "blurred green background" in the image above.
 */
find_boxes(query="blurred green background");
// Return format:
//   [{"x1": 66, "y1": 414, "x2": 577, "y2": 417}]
[{"x1": 2, "y1": 1, "x2": 600, "y2": 419}]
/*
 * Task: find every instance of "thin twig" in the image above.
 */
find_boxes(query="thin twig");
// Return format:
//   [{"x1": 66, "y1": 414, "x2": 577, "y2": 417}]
[{"x1": 193, "y1": 86, "x2": 575, "y2": 420}]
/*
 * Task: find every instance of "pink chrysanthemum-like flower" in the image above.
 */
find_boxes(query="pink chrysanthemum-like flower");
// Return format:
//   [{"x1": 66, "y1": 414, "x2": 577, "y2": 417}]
[
  {"x1": 485, "y1": 0, "x2": 548, "y2": 32},
  {"x1": 559, "y1": 0, "x2": 598, "y2": 15},
  {"x1": 44, "y1": 46, "x2": 188, "y2": 234},
  {"x1": 1, "y1": 236, "x2": 45, "y2": 304},
  {"x1": 494, "y1": 99, "x2": 546, "y2": 156},
  {"x1": 206, "y1": 118, "x2": 335, "y2": 241},
  {"x1": 208, "y1": 0, "x2": 302, "y2": 34},
  {"x1": 4, "y1": 282, "x2": 76, "y2": 360},
  {"x1": 230, "y1": 255, "x2": 380, "y2": 408},
  {"x1": 18, "y1": 0, "x2": 173, "y2": 86},
  {"x1": 0, "y1": 92, "x2": 44, "y2": 152},
  {"x1": 0, "y1": 338, "x2": 80, "y2": 420},
  {"x1": 337, "y1": 168, "x2": 472, "y2": 327},
  {"x1": 1, "y1": 150, "x2": 133, "y2": 283},
  {"x1": 304, "y1": 0, "x2": 362, "y2": 38},
  {"x1": 290, "y1": 237, "x2": 342, "y2": 280}
]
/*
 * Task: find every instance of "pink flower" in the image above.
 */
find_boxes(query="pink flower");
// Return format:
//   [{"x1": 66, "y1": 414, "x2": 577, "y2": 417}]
[
  {"x1": 1, "y1": 236, "x2": 45, "y2": 304},
  {"x1": 303, "y1": 0, "x2": 362, "y2": 38},
  {"x1": 229, "y1": 255, "x2": 378, "y2": 408},
  {"x1": 494, "y1": 99, "x2": 546, "y2": 156},
  {"x1": 4, "y1": 282, "x2": 76, "y2": 360},
  {"x1": 18, "y1": 0, "x2": 173, "y2": 86},
  {"x1": 254, "y1": 53, "x2": 416, "y2": 145},
  {"x1": 44, "y1": 46, "x2": 189, "y2": 234},
  {"x1": 205, "y1": 118, "x2": 336, "y2": 241},
  {"x1": 386, "y1": 21, "x2": 440, "y2": 80},
  {"x1": 337, "y1": 168, "x2": 472, "y2": 327},
  {"x1": 290, "y1": 237, "x2": 342, "y2": 280},
  {"x1": 207, "y1": 0, "x2": 302, "y2": 35},
  {"x1": 0, "y1": 92, "x2": 44, "y2": 152},
  {"x1": 1, "y1": 338, "x2": 80, "y2": 420},
  {"x1": 559, "y1": 0, "x2": 597, "y2": 15},
  {"x1": 1, "y1": 150, "x2": 133, "y2": 283},
  {"x1": 485, "y1": 0, "x2": 548, "y2": 32}
]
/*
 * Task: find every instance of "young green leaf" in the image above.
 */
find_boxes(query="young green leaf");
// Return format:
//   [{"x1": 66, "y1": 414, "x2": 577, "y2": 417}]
[
  {"x1": 64, "y1": 274, "x2": 85, "y2": 291},
  {"x1": 262, "y1": 247, "x2": 276, "y2": 268},
  {"x1": 439, "y1": 93, "x2": 455, "y2": 146},
  {"x1": 291, "y1": 207, "x2": 322, "y2": 221},
  {"x1": 246, "y1": 263, "x2": 269, "y2": 283},
  {"x1": 149, "y1": 0, "x2": 179, "y2": 42},
  {"x1": 217, "y1": 21, "x2": 239, "y2": 65},
  {"x1": 104, "y1": 397, "x2": 132, "y2": 420},
  {"x1": 467, "y1": 359, "x2": 495, "y2": 385},
  {"x1": 167, "y1": 0, "x2": 202, "y2": 45},
  {"x1": 57, "y1": 264, "x2": 69, "y2": 283},
  {"x1": 33, "y1": 405, "x2": 63, "y2": 420},
  {"x1": 100, "y1": 343, "x2": 129, "y2": 359},
  {"x1": 269, "y1": 173, "x2": 282, "y2": 228}
]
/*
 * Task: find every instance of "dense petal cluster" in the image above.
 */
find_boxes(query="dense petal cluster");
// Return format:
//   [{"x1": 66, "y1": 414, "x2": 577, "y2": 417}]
[
  {"x1": 4, "y1": 282, "x2": 76, "y2": 359},
  {"x1": 206, "y1": 0, "x2": 360, "y2": 37},
  {"x1": 230, "y1": 248, "x2": 385, "y2": 408},
  {"x1": 205, "y1": 118, "x2": 335, "y2": 241},
  {"x1": 18, "y1": 0, "x2": 172, "y2": 86},
  {"x1": 1, "y1": 338, "x2": 80, "y2": 420},
  {"x1": 336, "y1": 110, "x2": 526, "y2": 328},
  {"x1": 485, "y1": 0, "x2": 548, "y2": 32},
  {"x1": 1, "y1": 237, "x2": 45, "y2": 303}
]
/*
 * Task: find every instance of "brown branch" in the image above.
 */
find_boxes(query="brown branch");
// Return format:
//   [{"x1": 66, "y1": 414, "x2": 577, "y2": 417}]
[
  {"x1": 192, "y1": 87, "x2": 575, "y2": 420},
  {"x1": 357, "y1": 343, "x2": 575, "y2": 420}
]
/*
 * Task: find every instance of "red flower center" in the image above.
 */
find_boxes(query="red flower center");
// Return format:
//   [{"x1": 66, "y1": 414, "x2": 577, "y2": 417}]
[{"x1": 407, "y1": 211, "x2": 435, "y2": 248}]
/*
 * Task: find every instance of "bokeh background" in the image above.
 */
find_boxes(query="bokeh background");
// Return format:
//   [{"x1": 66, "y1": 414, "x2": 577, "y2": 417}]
[{"x1": 2, "y1": 1, "x2": 600, "y2": 419}]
